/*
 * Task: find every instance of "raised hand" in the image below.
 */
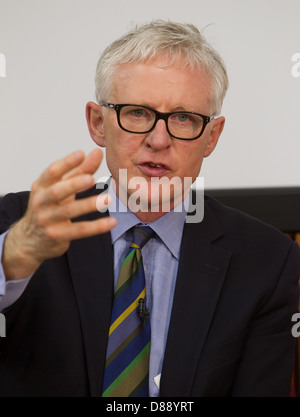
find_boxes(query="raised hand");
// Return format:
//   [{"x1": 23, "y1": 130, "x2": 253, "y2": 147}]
[{"x1": 2, "y1": 149, "x2": 117, "y2": 280}]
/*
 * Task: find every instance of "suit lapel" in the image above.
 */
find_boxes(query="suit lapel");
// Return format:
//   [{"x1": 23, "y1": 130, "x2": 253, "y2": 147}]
[
  {"x1": 65, "y1": 186, "x2": 232, "y2": 397},
  {"x1": 160, "y1": 200, "x2": 232, "y2": 396},
  {"x1": 67, "y1": 186, "x2": 114, "y2": 397}
]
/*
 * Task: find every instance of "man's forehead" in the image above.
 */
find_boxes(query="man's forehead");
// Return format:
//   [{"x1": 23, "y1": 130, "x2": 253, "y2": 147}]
[
  {"x1": 111, "y1": 58, "x2": 210, "y2": 91},
  {"x1": 109, "y1": 58, "x2": 212, "y2": 111}
]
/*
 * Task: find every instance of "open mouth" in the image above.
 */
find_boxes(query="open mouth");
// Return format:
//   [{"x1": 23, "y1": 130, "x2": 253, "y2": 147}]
[
  {"x1": 146, "y1": 163, "x2": 165, "y2": 168},
  {"x1": 139, "y1": 162, "x2": 170, "y2": 177}
]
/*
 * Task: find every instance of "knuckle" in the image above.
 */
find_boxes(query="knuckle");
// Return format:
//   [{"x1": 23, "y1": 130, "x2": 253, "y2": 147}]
[
  {"x1": 48, "y1": 185, "x2": 60, "y2": 200},
  {"x1": 47, "y1": 162, "x2": 59, "y2": 179},
  {"x1": 30, "y1": 193, "x2": 43, "y2": 212},
  {"x1": 76, "y1": 221, "x2": 95, "y2": 238},
  {"x1": 44, "y1": 225, "x2": 59, "y2": 241},
  {"x1": 77, "y1": 222, "x2": 89, "y2": 236},
  {"x1": 31, "y1": 179, "x2": 39, "y2": 194},
  {"x1": 35, "y1": 213, "x2": 48, "y2": 228}
]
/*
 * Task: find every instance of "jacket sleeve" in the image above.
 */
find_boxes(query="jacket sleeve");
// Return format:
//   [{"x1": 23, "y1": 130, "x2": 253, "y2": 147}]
[
  {"x1": 0, "y1": 191, "x2": 30, "y2": 233},
  {"x1": 0, "y1": 192, "x2": 31, "y2": 310}
]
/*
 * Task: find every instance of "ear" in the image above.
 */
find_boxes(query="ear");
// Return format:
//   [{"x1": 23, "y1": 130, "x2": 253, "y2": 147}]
[
  {"x1": 86, "y1": 101, "x2": 106, "y2": 147},
  {"x1": 204, "y1": 116, "x2": 225, "y2": 157}
]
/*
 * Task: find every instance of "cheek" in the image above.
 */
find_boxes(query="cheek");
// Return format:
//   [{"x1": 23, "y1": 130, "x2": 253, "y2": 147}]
[
  {"x1": 104, "y1": 134, "x2": 139, "y2": 175},
  {"x1": 105, "y1": 143, "x2": 126, "y2": 176},
  {"x1": 176, "y1": 142, "x2": 207, "y2": 179}
]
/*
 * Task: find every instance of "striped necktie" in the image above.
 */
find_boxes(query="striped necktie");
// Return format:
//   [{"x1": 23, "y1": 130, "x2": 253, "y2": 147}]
[{"x1": 102, "y1": 225, "x2": 154, "y2": 397}]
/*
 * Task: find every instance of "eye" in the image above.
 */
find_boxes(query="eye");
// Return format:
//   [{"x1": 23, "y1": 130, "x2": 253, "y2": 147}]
[
  {"x1": 122, "y1": 106, "x2": 154, "y2": 121},
  {"x1": 171, "y1": 113, "x2": 193, "y2": 124},
  {"x1": 176, "y1": 114, "x2": 189, "y2": 122},
  {"x1": 131, "y1": 108, "x2": 147, "y2": 118}
]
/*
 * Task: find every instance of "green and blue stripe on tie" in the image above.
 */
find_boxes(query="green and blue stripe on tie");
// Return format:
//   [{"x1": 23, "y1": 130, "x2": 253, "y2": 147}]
[{"x1": 102, "y1": 225, "x2": 154, "y2": 397}]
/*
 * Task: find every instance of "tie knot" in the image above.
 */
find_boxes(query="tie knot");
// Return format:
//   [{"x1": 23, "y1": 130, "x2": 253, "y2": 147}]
[{"x1": 131, "y1": 225, "x2": 155, "y2": 249}]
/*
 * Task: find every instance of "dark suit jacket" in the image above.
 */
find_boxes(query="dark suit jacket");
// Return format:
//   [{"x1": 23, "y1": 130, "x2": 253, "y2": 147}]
[{"x1": 0, "y1": 187, "x2": 299, "y2": 397}]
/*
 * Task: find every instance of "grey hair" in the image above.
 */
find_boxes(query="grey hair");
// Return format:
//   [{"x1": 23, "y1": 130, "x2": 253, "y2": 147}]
[{"x1": 95, "y1": 20, "x2": 229, "y2": 115}]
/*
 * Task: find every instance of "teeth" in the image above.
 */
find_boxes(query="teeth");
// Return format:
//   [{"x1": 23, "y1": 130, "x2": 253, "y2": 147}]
[{"x1": 148, "y1": 163, "x2": 163, "y2": 168}]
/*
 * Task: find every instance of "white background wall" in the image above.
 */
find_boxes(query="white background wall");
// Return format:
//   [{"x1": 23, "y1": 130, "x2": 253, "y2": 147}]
[{"x1": 0, "y1": 0, "x2": 299, "y2": 195}]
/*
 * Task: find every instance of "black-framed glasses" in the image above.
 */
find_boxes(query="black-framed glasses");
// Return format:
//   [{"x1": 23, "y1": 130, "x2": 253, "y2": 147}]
[{"x1": 101, "y1": 102, "x2": 214, "y2": 140}]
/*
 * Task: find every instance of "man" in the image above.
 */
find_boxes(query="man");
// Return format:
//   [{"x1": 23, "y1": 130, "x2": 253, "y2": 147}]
[{"x1": 0, "y1": 20, "x2": 299, "y2": 397}]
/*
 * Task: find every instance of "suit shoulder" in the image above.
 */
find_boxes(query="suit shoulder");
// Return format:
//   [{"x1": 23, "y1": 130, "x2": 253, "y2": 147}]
[{"x1": 204, "y1": 194, "x2": 294, "y2": 248}]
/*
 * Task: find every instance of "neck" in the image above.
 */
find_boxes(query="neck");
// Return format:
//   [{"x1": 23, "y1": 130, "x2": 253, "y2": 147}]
[{"x1": 112, "y1": 182, "x2": 190, "y2": 223}]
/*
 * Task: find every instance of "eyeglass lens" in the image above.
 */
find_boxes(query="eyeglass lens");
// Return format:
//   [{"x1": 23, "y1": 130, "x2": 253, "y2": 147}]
[{"x1": 119, "y1": 105, "x2": 204, "y2": 139}]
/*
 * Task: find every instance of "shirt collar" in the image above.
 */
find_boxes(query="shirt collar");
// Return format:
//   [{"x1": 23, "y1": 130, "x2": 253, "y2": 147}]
[{"x1": 107, "y1": 181, "x2": 187, "y2": 259}]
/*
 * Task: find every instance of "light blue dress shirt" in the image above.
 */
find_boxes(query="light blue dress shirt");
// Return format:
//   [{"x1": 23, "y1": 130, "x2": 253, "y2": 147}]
[
  {"x1": 107, "y1": 185, "x2": 187, "y2": 396},
  {"x1": 0, "y1": 185, "x2": 188, "y2": 396}
]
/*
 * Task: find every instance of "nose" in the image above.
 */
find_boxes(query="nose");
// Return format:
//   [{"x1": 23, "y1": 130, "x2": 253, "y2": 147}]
[{"x1": 144, "y1": 119, "x2": 172, "y2": 151}]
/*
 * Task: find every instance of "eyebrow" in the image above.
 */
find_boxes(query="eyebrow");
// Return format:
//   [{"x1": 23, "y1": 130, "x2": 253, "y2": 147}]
[
  {"x1": 172, "y1": 105, "x2": 194, "y2": 112},
  {"x1": 138, "y1": 103, "x2": 196, "y2": 113}
]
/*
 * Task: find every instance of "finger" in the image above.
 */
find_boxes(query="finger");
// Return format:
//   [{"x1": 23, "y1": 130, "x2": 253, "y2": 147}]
[
  {"x1": 63, "y1": 148, "x2": 103, "y2": 180},
  {"x1": 47, "y1": 216, "x2": 117, "y2": 241},
  {"x1": 37, "y1": 174, "x2": 95, "y2": 206},
  {"x1": 39, "y1": 194, "x2": 110, "y2": 224},
  {"x1": 38, "y1": 150, "x2": 86, "y2": 187}
]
